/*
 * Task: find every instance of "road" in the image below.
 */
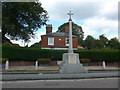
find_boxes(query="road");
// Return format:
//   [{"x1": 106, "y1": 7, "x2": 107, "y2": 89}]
[{"x1": 2, "y1": 78, "x2": 119, "y2": 88}]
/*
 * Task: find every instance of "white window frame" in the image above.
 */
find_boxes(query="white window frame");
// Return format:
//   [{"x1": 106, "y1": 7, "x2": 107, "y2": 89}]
[
  {"x1": 48, "y1": 37, "x2": 54, "y2": 45},
  {"x1": 66, "y1": 38, "x2": 69, "y2": 46}
]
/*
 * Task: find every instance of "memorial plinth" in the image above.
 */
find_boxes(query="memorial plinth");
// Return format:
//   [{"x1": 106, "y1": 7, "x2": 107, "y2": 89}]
[
  {"x1": 60, "y1": 11, "x2": 87, "y2": 74},
  {"x1": 60, "y1": 53, "x2": 87, "y2": 73}
]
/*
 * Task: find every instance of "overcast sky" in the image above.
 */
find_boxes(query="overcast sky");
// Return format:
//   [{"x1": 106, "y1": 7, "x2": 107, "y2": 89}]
[{"x1": 11, "y1": 0, "x2": 119, "y2": 46}]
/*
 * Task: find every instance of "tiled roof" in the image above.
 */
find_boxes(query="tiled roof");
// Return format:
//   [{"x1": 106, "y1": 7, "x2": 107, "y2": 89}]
[{"x1": 41, "y1": 32, "x2": 77, "y2": 38}]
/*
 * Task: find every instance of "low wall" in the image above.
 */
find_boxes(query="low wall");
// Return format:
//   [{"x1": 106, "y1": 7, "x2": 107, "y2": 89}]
[
  {"x1": 83, "y1": 62, "x2": 119, "y2": 66},
  {"x1": 49, "y1": 61, "x2": 57, "y2": 66},
  {"x1": 3, "y1": 60, "x2": 119, "y2": 67},
  {"x1": 9, "y1": 60, "x2": 57, "y2": 66},
  {"x1": 9, "y1": 60, "x2": 35, "y2": 66}
]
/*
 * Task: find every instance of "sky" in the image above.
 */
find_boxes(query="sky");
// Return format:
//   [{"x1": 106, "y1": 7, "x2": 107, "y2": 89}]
[{"x1": 10, "y1": 0, "x2": 119, "y2": 46}]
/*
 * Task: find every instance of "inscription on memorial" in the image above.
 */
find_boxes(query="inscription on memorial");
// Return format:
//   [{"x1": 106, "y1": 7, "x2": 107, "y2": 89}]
[{"x1": 69, "y1": 55, "x2": 76, "y2": 64}]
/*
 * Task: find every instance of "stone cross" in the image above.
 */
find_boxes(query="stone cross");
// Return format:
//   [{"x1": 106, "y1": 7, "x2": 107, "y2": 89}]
[
  {"x1": 67, "y1": 11, "x2": 73, "y2": 53},
  {"x1": 60, "y1": 11, "x2": 87, "y2": 73},
  {"x1": 67, "y1": 11, "x2": 73, "y2": 21}
]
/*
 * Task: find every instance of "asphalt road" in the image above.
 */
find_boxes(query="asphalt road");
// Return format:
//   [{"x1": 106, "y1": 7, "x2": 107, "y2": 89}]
[{"x1": 2, "y1": 78, "x2": 119, "y2": 88}]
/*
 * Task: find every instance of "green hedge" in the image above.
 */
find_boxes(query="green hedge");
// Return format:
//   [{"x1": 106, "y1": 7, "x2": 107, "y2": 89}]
[
  {"x1": 75, "y1": 50, "x2": 119, "y2": 62},
  {"x1": 1, "y1": 44, "x2": 120, "y2": 62},
  {"x1": 1, "y1": 44, "x2": 66, "y2": 61}
]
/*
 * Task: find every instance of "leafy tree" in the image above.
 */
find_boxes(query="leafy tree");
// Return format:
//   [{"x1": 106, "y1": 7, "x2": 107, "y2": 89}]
[
  {"x1": 30, "y1": 41, "x2": 41, "y2": 48},
  {"x1": 98, "y1": 34, "x2": 108, "y2": 48},
  {"x1": 107, "y1": 37, "x2": 120, "y2": 49},
  {"x1": 78, "y1": 37, "x2": 85, "y2": 46},
  {"x1": 84, "y1": 35, "x2": 96, "y2": 49},
  {"x1": 2, "y1": 2, "x2": 48, "y2": 43},
  {"x1": 57, "y1": 22, "x2": 84, "y2": 39},
  {"x1": 57, "y1": 22, "x2": 84, "y2": 46}
]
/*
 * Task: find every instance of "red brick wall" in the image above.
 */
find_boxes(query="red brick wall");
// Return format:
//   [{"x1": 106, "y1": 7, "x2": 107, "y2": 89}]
[
  {"x1": 73, "y1": 38, "x2": 78, "y2": 48},
  {"x1": 9, "y1": 60, "x2": 35, "y2": 66},
  {"x1": 9, "y1": 60, "x2": 57, "y2": 66},
  {"x1": 89, "y1": 62, "x2": 102, "y2": 66},
  {"x1": 106, "y1": 62, "x2": 119, "y2": 66},
  {"x1": 49, "y1": 61, "x2": 57, "y2": 66},
  {"x1": 88, "y1": 62, "x2": 119, "y2": 66},
  {"x1": 41, "y1": 36, "x2": 78, "y2": 48},
  {"x1": 8, "y1": 61, "x2": 119, "y2": 66}
]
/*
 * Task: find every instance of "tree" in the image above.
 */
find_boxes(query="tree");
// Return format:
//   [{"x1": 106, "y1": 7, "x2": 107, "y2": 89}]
[
  {"x1": 98, "y1": 34, "x2": 108, "y2": 49},
  {"x1": 57, "y1": 22, "x2": 84, "y2": 39},
  {"x1": 107, "y1": 37, "x2": 120, "y2": 49},
  {"x1": 57, "y1": 22, "x2": 84, "y2": 46},
  {"x1": 30, "y1": 41, "x2": 41, "y2": 48},
  {"x1": 2, "y1": 2, "x2": 48, "y2": 43},
  {"x1": 84, "y1": 35, "x2": 96, "y2": 49},
  {"x1": 78, "y1": 37, "x2": 85, "y2": 46}
]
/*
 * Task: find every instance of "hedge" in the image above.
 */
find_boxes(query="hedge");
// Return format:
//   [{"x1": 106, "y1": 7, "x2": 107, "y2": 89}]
[
  {"x1": 1, "y1": 44, "x2": 66, "y2": 61},
  {"x1": 1, "y1": 44, "x2": 120, "y2": 62},
  {"x1": 75, "y1": 49, "x2": 119, "y2": 62}
]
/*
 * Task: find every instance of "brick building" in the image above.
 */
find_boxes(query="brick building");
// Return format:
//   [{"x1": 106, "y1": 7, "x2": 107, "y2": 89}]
[{"x1": 41, "y1": 24, "x2": 78, "y2": 50}]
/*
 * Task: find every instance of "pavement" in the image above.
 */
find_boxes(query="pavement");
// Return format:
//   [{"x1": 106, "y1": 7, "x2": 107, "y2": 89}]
[
  {"x1": 1, "y1": 71, "x2": 119, "y2": 80},
  {"x1": 2, "y1": 66, "x2": 119, "y2": 74},
  {"x1": 1, "y1": 66, "x2": 119, "y2": 80}
]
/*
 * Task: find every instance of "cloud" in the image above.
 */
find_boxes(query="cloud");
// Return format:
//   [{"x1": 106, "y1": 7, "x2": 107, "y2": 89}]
[
  {"x1": 84, "y1": 17, "x2": 117, "y2": 33},
  {"x1": 41, "y1": 1, "x2": 102, "y2": 21},
  {"x1": 54, "y1": 2, "x2": 102, "y2": 20},
  {"x1": 82, "y1": 17, "x2": 118, "y2": 39},
  {"x1": 28, "y1": 32, "x2": 46, "y2": 46},
  {"x1": 40, "y1": 0, "x2": 118, "y2": 21},
  {"x1": 99, "y1": 1, "x2": 118, "y2": 20}
]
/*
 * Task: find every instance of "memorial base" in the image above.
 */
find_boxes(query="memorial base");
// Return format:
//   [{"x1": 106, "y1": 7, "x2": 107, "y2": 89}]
[{"x1": 60, "y1": 53, "x2": 87, "y2": 74}]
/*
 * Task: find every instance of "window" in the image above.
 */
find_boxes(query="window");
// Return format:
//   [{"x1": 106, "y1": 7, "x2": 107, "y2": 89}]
[
  {"x1": 48, "y1": 37, "x2": 54, "y2": 45},
  {"x1": 66, "y1": 38, "x2": 69, "y2": 46}
]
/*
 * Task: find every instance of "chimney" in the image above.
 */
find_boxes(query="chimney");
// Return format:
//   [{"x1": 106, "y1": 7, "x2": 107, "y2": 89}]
[
  {"x1": 65, "y1": 24, "x2": 69, "y2": 33},
  {"x1": 46, "y1": 24, "x2": 52, "y2": 34}
]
